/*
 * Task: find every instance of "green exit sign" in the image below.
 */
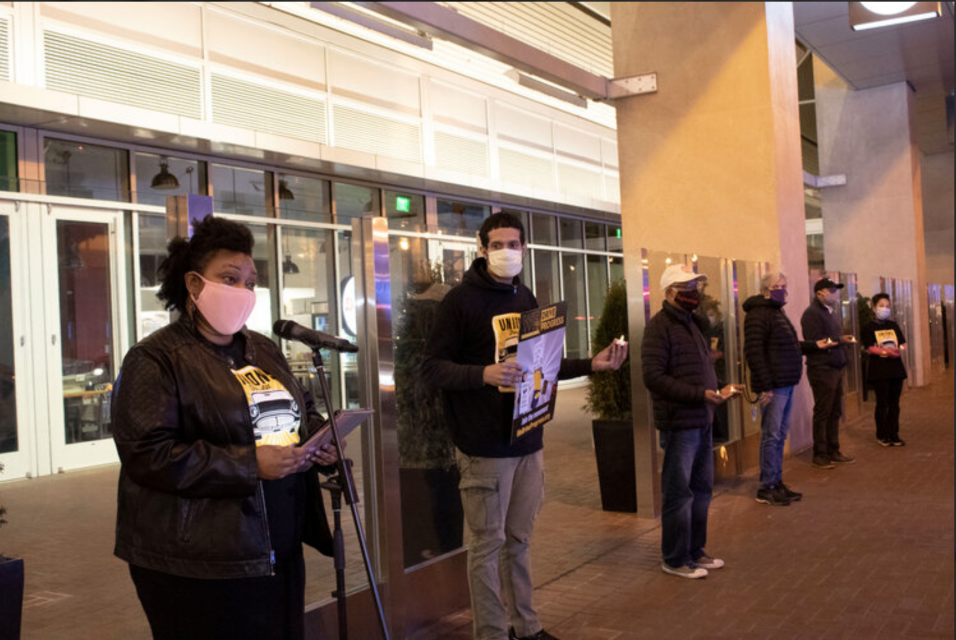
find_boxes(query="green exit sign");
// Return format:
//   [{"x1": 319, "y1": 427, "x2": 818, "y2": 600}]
[
  {"x1": 395, "y1": 196, "x2": 411, "y2": 213},
  {"x1": 614, "y1": 227, "x2": 622, "y2": 238}
]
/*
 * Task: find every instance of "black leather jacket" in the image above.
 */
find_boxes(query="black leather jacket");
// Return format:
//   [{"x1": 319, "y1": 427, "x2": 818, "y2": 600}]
[{"x1": 112, "y1": 316, "x2": 331, "y2": 579}]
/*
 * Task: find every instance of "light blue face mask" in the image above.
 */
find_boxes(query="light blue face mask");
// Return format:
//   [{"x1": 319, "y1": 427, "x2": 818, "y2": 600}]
[{"x1": 875, "y1": 306, "x2": 891, "y2": 321}]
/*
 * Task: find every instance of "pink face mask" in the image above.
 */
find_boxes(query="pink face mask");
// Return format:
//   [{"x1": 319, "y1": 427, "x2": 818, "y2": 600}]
[{"x1": 189, "y1": 272, "x2": 257, "y2": 336}]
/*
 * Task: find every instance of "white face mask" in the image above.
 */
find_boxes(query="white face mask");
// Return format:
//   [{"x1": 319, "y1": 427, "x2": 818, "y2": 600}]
[
  {"x1": 875, "y1": 306, "x2": 891, "y2": 321},
  {"x1": 486, "y1": 248, "x2": 523, "y2": 279}
]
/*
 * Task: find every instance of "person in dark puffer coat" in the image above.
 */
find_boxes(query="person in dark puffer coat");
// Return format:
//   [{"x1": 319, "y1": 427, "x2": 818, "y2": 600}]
[
  {"x1": 642, "y1": 264, "x2": 739, "y2": 580},
  {"x1": 743, "y1": 272, "x2": 833, "y2": 507}
]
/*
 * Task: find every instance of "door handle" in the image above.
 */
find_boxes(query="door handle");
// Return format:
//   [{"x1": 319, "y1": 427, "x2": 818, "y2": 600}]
[{"x1": 51, "y1": 334, "x2": 57, "y2": 346}]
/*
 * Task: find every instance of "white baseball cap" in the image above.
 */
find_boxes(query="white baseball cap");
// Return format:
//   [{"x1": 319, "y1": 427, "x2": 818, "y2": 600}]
[{"x1": 660, "y1": 263, "x2": 708, "y2": 291}]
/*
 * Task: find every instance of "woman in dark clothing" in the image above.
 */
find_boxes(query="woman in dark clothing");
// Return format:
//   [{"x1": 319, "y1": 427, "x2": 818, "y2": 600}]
[
  {"x1": 112, "y1": 216, "x2": 337, "y2": 640},
  {"x1": 860, "y1": 293, "x2": 908, "y2": 447}
]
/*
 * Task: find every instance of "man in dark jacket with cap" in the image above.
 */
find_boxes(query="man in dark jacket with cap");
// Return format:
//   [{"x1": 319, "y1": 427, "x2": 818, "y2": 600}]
[
  {"x1": 422, "y1": 212, "x2": 627, "y2": 640},
  {"x1": 801, "y1": 277, "x2": 858, "y2": 469},
  {"x1": 642, "y1": 264, "x2": 739, "y2": 579},
  {"x1": 744, "y1": 272, "x2": 835, "y2": 505}
]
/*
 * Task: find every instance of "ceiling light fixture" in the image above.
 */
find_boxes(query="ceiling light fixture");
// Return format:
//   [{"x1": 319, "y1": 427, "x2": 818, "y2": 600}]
[
  {"x1": 278, "y1": 180, "x2": 295, "y2": 201},
  {"x1": 282, "y1": 254, "x2": 300, "y2": 275},
  {"x1": 850, "y1": 1, "x2": 942, "y2": 31},
  {"x1": 151, "y1": 157, "x2": 180, "y2": 190}
]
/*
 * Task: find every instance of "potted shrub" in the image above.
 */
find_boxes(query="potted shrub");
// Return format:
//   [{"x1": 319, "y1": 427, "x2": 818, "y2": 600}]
[
  {"x1": 394, "y1": 262, "x2": 463, "y2": 566},
  {"x1": 0, "y1": 462, "x2": 25, "y2": 639},
  {"x1": 583, "y1": 279, "x2": 636, "y2": 513},
  {"x1": 857, "y1": 293, "x2": 876, "y2": 401}
]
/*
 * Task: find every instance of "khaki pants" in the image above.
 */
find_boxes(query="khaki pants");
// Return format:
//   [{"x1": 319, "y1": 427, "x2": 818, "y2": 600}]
[{"x1": 456, "y1": 449, "x2": 545, "y2": 640}]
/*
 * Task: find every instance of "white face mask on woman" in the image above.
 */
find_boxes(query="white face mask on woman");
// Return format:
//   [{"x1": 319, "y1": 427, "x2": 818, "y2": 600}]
[
  {"x1": 487, "y1": 248, "x2": 524, "y2": 279},
  {"x1": 875, "y1": 306, "x2": 891, "y2": 321}
]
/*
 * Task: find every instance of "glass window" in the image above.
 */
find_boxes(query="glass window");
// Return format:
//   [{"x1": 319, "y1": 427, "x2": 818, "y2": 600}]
[
  {"x1": 134, "y1": 153, "x2": 204, "y2": 206},
  {"x1": 278, "y1": 226, "x2": 337, "y2": 393},
  {"x1": 0, "y1": 216, "x2": 17, "y2": 453},
  {"x1": 334, "y1": 182, "x2": 379, "y2": 227},
  {"x1": 609, "y1": 256, "x2": 624, "y2": 287},
  {"x1": 607, "y1": 224, "x2": 623, "y2": 252},
  {"x1": 44, "y1": 138, "x2": 130, "y2": 202},
  {"x1": 278, "y1": 174, "x2": 331, "y2": 223},
  {"x1": 585, "y1": 222, "x2": 606, "y2": 251},
  {"x1": 57, "y1": 219, "x2": 115, "y2": 444},
  {"x1": 385, "y1": 191, "x2": 424, "y2": 231},
  {"x1": 210, "y1": 164, "x2": 271, "y2": 217},
  {"x1": 559, "y1": 217, "x2": 584, "y2": 249},
  {"x1": 501, "y1": 209, "x2": 530, "y2": 243},
  {"x1": 245, "y1": 223, "x2": 276, "y2": 336},
  {"x1": 436, "y1": 199, "x2": 488, "y2": 237},
  {"x1": 533, "y1": 250, "x2": 560, "y2": 308},
  {"x1": 0, "y1": 131, "x2": 16, "y2": 192},
  {"x1": 586, "y1": 255, "x2": 609, "y2": 331},
  {"x1": 138, "y1": 214, "x2": 171, "y2": 339},
  {"x1": 563, "y1": 253, "x2": 587, "y2": 359},
  {"x1": 390, "y1": 235, "x2": 465, "y2": 567},
  {"x1": 531, "y1": 213, "x2": 556, "y2": 245}
]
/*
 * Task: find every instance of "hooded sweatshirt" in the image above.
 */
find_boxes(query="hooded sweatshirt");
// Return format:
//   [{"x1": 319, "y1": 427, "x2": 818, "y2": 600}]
[{"x1": 422, "y1": 257, "x2": 592, "y2": 458}]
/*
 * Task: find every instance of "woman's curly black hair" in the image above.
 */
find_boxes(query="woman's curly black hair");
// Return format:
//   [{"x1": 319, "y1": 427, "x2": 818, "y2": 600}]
[{"x1": 156, "y1": 215, "x2": 254, "y2": 312}]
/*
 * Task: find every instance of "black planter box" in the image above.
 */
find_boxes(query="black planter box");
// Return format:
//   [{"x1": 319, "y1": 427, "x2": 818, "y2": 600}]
[
  {"x1": 0, "y1": 556, "x2": 24, "y2": 640},
  {"x1": 592, "y1": 420, "x2": 638, "y2": 513}
]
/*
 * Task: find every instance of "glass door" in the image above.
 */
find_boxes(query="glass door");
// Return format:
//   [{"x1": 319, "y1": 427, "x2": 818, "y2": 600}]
[
  {"x1": 42, "y1": 207, "x2": 128, "y2": 472},
  {"x1": 0, "y1": 201, "x2": 31, "y2": 479}
]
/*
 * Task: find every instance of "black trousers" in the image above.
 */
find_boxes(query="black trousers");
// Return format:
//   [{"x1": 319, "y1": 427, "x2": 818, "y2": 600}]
[
  {"x1": 871, "y1": 378, "x2": 904, "y2": 440},
  {"x1": 129, "y1": 546, "x2": 306, "y2": 640},
  {"x1": 807, "y1": 367, "x2": 844, "y2": 457}
]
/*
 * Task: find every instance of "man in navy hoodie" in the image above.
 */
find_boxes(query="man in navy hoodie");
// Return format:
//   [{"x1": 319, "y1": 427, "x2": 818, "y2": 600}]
[{"x1": 422, "y1": 212, "x2": 627, "y2": 640}]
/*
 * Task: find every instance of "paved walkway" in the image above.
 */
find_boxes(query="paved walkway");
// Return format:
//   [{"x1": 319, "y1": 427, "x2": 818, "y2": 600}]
[
  {"x1": 0, "y1": 371, "x2": 952, "y2": 639},
  {"x1": 416, "y1": 371, "x2": 955, "y2": 640}
]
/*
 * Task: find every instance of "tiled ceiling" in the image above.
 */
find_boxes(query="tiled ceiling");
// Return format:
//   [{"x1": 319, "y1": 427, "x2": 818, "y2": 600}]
[{"x1": 794, "y1": 2, "x2": 954, "y2": 154}]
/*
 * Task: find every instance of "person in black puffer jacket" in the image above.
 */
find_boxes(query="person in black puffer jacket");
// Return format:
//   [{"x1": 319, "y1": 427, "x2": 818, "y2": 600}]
[
  {"x1": 642, "y1": 264, "x2": 739, "y2": 580},
  {"x1": 743, "y1": 272, "x2": 832, "y2": 507}
]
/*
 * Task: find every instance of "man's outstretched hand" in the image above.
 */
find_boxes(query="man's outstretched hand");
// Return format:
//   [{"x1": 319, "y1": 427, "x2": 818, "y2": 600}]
[{"x1": 592, "y1": 340, "x2": 628, "y2": 372}]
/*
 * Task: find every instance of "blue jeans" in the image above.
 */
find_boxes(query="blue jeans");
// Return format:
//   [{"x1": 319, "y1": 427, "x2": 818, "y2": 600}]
[
  {"x1": 659, "y1": 424, "x2": 713, "y2": 568},
  {"x1": 759, "y1": 386, "x2": 794, "y2": 489}
]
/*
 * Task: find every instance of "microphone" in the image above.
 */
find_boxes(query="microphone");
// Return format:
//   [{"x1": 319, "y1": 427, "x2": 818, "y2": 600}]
[{"x1": 273, "y1": 319, "x2": 359, "y2": 353}]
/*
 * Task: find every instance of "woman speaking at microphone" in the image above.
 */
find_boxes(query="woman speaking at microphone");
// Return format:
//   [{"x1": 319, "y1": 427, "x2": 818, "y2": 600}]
[{"x1": 112, "y1": 215, "x2": 337, "y2": 640}]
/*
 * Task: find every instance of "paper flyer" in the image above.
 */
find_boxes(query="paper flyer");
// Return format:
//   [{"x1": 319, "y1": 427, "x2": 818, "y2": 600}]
[
  {"x1": 511, "y1": 302, "x2": 567, "y2": 443},
  {"x1": 875, "y1": 329, "x2": 899, "y2": 349},
  {"x1": 492, "y1": 311, "x2": 522, "y2": 393}
]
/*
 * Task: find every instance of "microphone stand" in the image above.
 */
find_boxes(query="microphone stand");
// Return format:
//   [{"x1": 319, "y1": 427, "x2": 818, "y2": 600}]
[{"x1": 311, "y1": 347, "x2": 390, "y2": 640}]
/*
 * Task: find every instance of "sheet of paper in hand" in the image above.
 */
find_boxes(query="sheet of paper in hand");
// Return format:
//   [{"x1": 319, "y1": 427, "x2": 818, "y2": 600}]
[
  {"x1": 299, "y1": 408, "x2": 374, "y2": 455},
  {"x1": 511, "y1": 302, "x2": 567, "y2": 443}
]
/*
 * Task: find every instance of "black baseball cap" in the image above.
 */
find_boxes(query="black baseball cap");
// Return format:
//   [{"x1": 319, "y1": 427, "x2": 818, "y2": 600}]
[{"x1": 814, "y1": 277, "x2": 845, "y2": 293}]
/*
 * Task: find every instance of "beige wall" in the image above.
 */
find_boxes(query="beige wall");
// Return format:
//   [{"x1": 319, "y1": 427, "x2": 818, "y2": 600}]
[
  {"x1": 921, "y1": 151, "x2": 955, "y2": 286},
  {"x1": 612, "y1": 2, "x2": 816, "y2": 463},
  {"x1": 814, "y1": 60, "x2": 931, "y2": 385}
]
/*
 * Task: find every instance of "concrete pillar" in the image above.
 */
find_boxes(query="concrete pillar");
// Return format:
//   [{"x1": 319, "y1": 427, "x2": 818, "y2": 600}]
[
  {"x1": 813, "y1": 61, "x2": 932, "y2": 386},
  {"x1": 611, "y1": 2, "x2": 812, "y2": 517}
]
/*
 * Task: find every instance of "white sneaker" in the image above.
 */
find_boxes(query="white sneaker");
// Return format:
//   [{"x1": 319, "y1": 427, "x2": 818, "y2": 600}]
[
  {"x1": 695, "y1": 554, "x2": 725, "y2": 569},
  {"x1": 661, "y1": 562, "x2": 708, "y2": 579}
]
